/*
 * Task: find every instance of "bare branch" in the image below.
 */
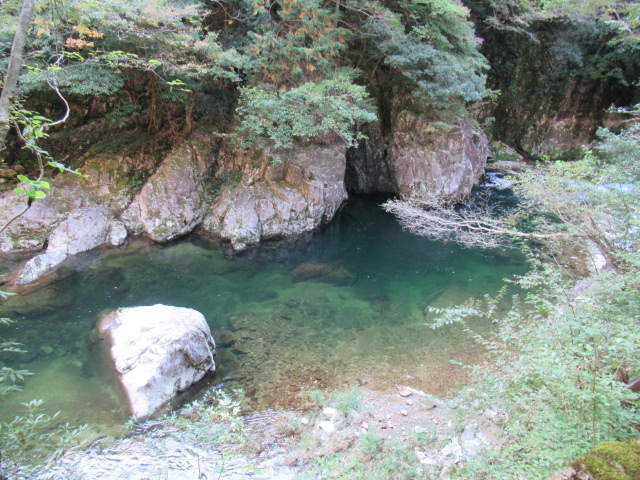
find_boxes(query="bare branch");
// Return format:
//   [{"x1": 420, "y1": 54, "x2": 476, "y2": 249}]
[{"x1": 382, "y1": 193, "x2": 570, "y2": 249}]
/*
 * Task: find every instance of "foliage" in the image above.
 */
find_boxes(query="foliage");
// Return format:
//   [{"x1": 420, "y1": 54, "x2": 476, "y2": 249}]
[
  {"x1": 433, "y1": 256, "x2": 640, "y2": 479},
  {"x1": 161, "y1": 388, "x2": 247, "y2": 448},
  {"x1": 238, "y1": 73, "x2": 375, "y2": 149},
  {"x1": 385, "y1": 111, "x2": 640, "y2": 271},
  {"x1": 408, "y1": 111, "x2": 640, "y2": 478},
  {"x1": 327, "y1": 387, "x2": 362, "y2": 418},
  {"x1": 0, "y1": 399, "x2": 86, "y2": 477},
  {"x1": 376, "y1": 0, "x2": 489, "y2": 107},
  {"x1": 477, "y1": 0, "x2": 640, "y2": 86},
  {"x1": 307, "y1": 432, "x2": 424, "y2": 480}
]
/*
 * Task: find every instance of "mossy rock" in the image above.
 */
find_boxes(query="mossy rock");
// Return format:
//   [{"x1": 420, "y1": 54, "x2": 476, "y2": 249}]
[{"x1": 573, "y1": 440, "x2": 640, "y2": 480}]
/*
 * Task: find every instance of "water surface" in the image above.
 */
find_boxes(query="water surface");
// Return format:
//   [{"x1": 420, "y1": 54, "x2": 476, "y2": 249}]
[{"x1": 0, "y1": 193, "x2": 526, "y2": 430}]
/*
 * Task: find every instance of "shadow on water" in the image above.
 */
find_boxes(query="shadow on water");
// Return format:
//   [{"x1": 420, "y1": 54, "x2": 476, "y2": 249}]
[{"x1": 0, "y1": 192, "x2": 527, "y2": 431}]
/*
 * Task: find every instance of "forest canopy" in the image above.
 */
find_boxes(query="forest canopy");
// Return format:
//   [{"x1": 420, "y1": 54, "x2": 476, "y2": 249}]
[{"x1": 0, "y1": 0, "x2": 490, "y2": 153}]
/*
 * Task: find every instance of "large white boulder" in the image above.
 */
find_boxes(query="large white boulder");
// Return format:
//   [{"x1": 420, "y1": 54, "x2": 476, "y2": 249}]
[{"x1": 96, "y1": 305, "x2": 216, "y2": 419}]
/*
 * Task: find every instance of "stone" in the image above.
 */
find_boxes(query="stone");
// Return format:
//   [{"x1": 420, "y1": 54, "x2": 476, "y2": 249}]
[
  {"x1": 95, "y1": 304, "x2": 216, "y2": 419},
  {"x1": 217, "y1": 331, "x2": 236, "y2": 347},
  {"x1": 128, "y1": 138, "x2": 210, "y2": 243},
  {"x1": 440, "y1": 437, "x2": 462, "y2": 463},
  {"x1": 322, "y1": 407, "x2": 341, "y2": 423},
  {"x1": 203, "y1": 143, "x2": 347, "y2": 251},
  {"x1": 390, "y1": 115, "x2": 488, "y2": 200},
  {"x1": 291, "y1": 263, "x2": 333, "y2": 281},
  {"x1": 397, "y1": 386, "x2": 413, "y2": 397},
  {"x1": 460, "y1": 425, "x2": 491, "y2": 460},
  {"x1": 108, "y1": 220, "x2": 128, "y2": 246},
  {"x1": 347, "y1": 114, "x2": 488, "y2": 201},
  {"x1": 317, "y1": 421, "x2": 336, "y2": 434},
  {"x1": 16, "y1": 205, "x2": 113, "y2": 284}
]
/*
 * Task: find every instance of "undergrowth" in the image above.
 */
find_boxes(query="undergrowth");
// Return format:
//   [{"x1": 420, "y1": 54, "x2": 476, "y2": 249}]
[{"x1": 430, "y1": 254, "x2": 640, "y2": 479}]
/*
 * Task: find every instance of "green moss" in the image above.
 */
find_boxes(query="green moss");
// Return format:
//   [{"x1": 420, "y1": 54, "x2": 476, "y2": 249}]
[{"x1": 574, "y1": 440, "x2": 640, "y2": 480}]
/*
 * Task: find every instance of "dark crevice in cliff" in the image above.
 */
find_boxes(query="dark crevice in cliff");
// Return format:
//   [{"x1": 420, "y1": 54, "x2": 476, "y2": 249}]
[{"x1": 344, "y1": 84, "x2": 395, "y2": 195}]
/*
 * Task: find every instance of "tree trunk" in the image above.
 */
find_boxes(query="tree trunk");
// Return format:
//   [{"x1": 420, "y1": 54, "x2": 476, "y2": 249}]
[{"x1": 0, "y1": 0, "x2": 36, "y2": 149}]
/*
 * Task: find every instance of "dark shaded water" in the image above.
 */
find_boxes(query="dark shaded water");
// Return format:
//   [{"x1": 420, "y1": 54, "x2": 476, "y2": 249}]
[{"x1": 0, "y1": 192, "x2": 526, "y2": 431}]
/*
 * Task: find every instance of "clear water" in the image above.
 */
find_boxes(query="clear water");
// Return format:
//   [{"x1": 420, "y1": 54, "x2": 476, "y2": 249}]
[{"x1": 0, "y1": 192, "x2": 526, "y2": 431}]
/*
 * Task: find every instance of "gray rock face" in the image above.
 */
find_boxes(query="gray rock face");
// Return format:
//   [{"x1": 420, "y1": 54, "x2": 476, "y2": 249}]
[
  {"x1": 347, "y1": 114, "x2": 488, "y2": 200},
  {"x1": 96, "y1": 304, "x2": 216, "y2": 419},
  {"x1": 123, "y1": 138, "x2": 210, "y2": 242},
  {"x1": 203, "y1": 143, "x2": 347, "y2": 251},
  {"x1": 2, "y1": 133, "x2": 216, "y2": 284},
  {"x1": 0, "y1": 186, "x2": 81, "y2": 253},
  {"x1": 16, "y1": 205, "x2": 113, "y2": 284},
  {"x1": 391, "y1": 114, "x2": 488, "y2": 200}
]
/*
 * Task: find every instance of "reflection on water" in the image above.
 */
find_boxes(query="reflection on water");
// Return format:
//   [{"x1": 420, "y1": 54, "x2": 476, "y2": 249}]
[{"x1": 0, "y1": 194, "x2": 526, "y2": 430}]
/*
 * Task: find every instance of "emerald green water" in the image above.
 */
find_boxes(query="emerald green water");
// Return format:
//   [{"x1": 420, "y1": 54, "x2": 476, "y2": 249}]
[{"x1": 0, "y1": 193, "x2": 526, "y2": 430}]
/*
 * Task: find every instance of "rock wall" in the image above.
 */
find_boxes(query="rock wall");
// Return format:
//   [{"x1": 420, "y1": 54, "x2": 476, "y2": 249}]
[
  {"x1": 1, "y1": 113, "x2": 488, "y2": 283},
  {"x1": 478, "y1": 25, "x2": 638, "y2": 159},
  {"x1": 390, "y1": 113, "x2": 488, "y2": 199},
  {"x1": 1, "y1": 133, "x2": 349, "y2": 282},
  {"x1": 2, "y1": 132, "x2": 217, "y2": 284},
  {"x1": 202, "y1": 142, "x2": 348, "y2": 251},
  {"x1": 347, "y1": 113, "x2": 489, "y2": 200},
  {"x1": 122, "y1": 134, "x2": 212, "y2": 242}
]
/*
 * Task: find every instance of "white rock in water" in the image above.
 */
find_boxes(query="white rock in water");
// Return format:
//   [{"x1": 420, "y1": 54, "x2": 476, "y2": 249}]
[{"x1": 96, "y1": 305, "x2": 216, "y2": 419}]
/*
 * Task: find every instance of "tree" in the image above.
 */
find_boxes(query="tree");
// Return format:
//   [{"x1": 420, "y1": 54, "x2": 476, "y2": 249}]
[
  {"x1": 0, "y1": 0, "x2": 35, "y2": 149},
  {"x1": 384, "y1": 110, "x2": 640, "y2": 272},
  {"x1": 232, "y1": 0, "x2": 376, "y2": 148}
]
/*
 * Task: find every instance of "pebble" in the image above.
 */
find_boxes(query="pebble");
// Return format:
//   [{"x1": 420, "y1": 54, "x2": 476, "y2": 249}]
[
  {"x1": 400, "y1": 409, "x2": 408, "y2": 416},
  {"x1": 318, "y1": 421, "x2": 336, "y2": 434},
  {"x1": 397, "y1": 387, "x2": 413, "y2": 397},
  {"x1": 406, "y1": 399, "x2": 414, "y2": 406},
  {"x1": 300, "y1": 418, "x2": 309, "y2": 426},
  {"x1": 361, "y1": 422, "x2": 369, "y2": 430},
  {"x1": 322, "y1": 407, "x2": 341, "y2": 422}
]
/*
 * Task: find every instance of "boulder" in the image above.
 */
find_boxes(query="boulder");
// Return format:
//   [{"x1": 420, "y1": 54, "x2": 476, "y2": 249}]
[
  {"x1": 16, "y1": 204, "x2": 113, "y2": 284},
  {"x1": 95, "y1": 304, "x2": 216, "y2": 419},
  {"x1": 0, "y1": 185, "x2": 80, "y2": 253},
  {"x1": 123, "y1": 136, "x2": 212, "y2": 242},
  {"x1": 346, "y1": 114, "x2": 488, "y2": 201},
  {"x1": 203, "y1": 143, "x2": 347, "y2": 251},
  {"x1": 390, "y1": 114, "x2": 488, "y2": 200}
]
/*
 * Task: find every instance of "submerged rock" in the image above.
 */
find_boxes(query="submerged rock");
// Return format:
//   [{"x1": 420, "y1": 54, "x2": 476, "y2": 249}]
[
  {"x1": 95, "y1": 304, "x2": 216, "y2": 419},
  {"x1": 291, "y1": 263, "x2": 333, "y2": 281},
  {"x1": 291, "y1": 262, "x2": 355, "y2": 285}
]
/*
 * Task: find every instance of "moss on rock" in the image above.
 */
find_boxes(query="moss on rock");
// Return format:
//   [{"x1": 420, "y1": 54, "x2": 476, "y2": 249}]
[{"x1": 573, "y1": 440, "x2": 640, "y2": 480}]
